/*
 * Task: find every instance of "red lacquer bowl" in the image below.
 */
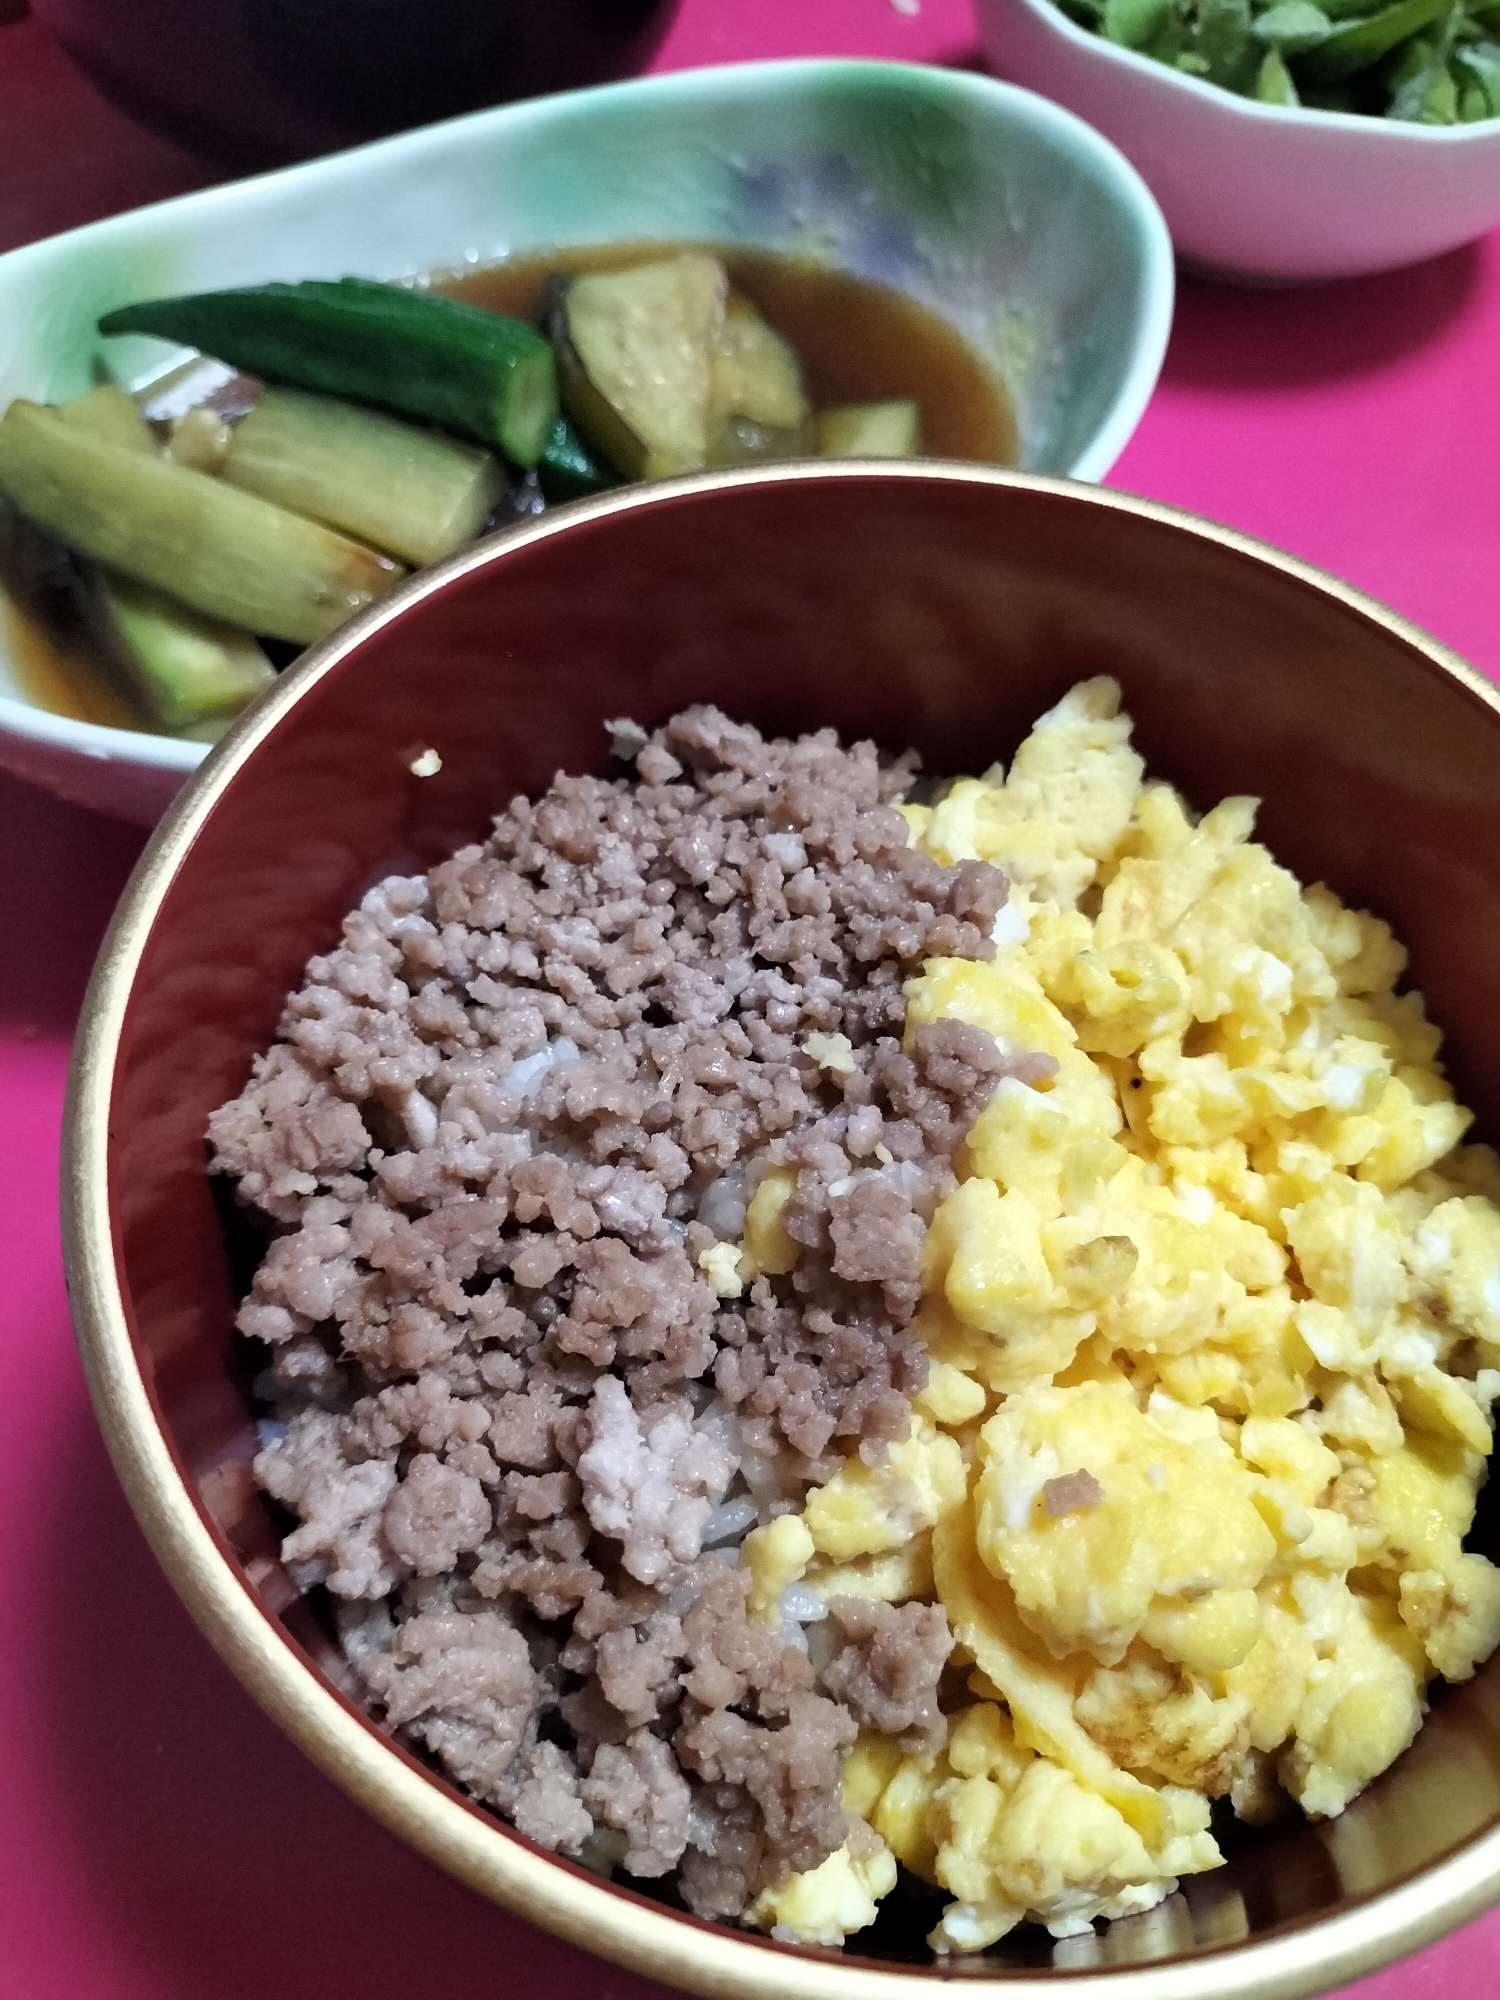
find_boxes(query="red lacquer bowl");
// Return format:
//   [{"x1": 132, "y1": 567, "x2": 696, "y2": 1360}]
[{"x1": 63, "y1": 464, "x2": 1500, "y2": 2000}]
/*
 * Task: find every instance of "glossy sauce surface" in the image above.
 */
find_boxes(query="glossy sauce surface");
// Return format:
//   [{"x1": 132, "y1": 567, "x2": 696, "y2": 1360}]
[
  {"x1": 1, "y1": 523, "x2": 142, "y2": 729},
  {"x1": 438, "y1": 242, "x2": 1019, "y2": 468}
]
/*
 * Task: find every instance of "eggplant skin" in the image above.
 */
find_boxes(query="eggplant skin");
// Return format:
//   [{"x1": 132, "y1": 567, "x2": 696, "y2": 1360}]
[
  {"x1": 221, "y1": 386, "x2": 505, "y2": 566},
  {"x1": 0, "y1": 399, "x2": 403, "y2": 646}
]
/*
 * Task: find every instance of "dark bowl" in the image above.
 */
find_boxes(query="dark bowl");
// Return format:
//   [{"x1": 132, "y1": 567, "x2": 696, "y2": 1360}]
[
  {"x1": 64, "y1": 465, "x2": 1500, "y2": 1999},
  {"x1": 30, "y1": 0, "x2": 679, "y2": 169}
]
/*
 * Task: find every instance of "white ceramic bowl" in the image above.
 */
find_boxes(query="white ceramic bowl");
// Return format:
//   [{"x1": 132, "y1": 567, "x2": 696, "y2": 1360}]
[
  {"x1": 0, "y1": 58, "x2": 1172, "y2": 826},
  {"x1": 976, "y1": 0, "x2": 1500, "y2": 282}
]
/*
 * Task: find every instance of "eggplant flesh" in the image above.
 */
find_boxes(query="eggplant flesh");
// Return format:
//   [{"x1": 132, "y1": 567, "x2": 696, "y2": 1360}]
[
  {"x1": 222, "y1": 386, "x2": 504, "y2": 565},
  {"x1": 0, "y1": 399, "x2": 403, "y2": 646},
  {"x1": 705, "y1": 417, "x2": 811, "y2": 469},
  {"x1": 816, "y1": 401, "x2": 923, "y2": 458},
  {"x1": 99, "y1": 571, "x2": 275, "y2": 732},
  {"x1": 559, "y1": 254, "x2": 728, "y2": 479},
  {"x1": 709, "y1": 294, "x2": 810, "y2": 434}
]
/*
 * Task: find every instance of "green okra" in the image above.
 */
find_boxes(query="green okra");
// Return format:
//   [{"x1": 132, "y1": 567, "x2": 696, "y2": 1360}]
[{"x1": 100, "y1": 278, "x2": 558, "y2": 467}]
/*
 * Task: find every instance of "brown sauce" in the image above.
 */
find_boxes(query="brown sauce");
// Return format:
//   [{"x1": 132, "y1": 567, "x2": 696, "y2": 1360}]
[
  {"x1": 1, "y1": 595, "x2": 141, "y2": 730},
  {"x1": 0, "y1": 514, "x2": 145, "y2": 731},
  {"x1": 437, "y1": 242, "x2": 1020, "y2": 468},
  {"x1": 6, "y1": 244, "x2": 1018, "y2": 731}
]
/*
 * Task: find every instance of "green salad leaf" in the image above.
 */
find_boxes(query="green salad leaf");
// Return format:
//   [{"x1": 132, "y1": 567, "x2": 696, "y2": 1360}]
[
  {"x1": 1104, "y1": 0, "x2": 1175, "y2": 50},
  {"x1": 1455, "y1": 38, "x2": 1500, "y2": 113},
  {"x1": 1256, "y1": 43, "x2": 1304, "y2": 92},
  {"x1": 1253, "y1": 2, "x2": 1333, "y2": 50},
  {"x1": 1296, "y1": 0, "x2": 1451, "y2": 84},
  {"x1": 1195, "y1": 0, "x2": 1260, "y2": 82},
  {"x1": 1054, "y1": 0, "x2": 1500, "y2": 119}
]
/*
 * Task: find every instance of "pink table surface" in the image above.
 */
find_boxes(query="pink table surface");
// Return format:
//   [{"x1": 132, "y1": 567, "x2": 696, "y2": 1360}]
[{"x1": 3, "y1": 4, "x2": 1500, "y2": 1995}]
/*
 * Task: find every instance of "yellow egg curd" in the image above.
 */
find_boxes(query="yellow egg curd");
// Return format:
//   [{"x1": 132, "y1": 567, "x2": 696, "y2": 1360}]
[{"x1": 740, "y1": 679, "x2": 1500, "y2": 1953}]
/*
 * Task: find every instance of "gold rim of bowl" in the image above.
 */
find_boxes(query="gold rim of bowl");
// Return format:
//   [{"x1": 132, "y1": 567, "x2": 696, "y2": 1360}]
[{"x1": 61, "y1": 461, "x2": 1500, "y2": 1999}]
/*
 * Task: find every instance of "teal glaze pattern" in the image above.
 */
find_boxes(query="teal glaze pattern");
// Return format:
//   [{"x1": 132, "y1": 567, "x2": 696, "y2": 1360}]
[{"x1": 0, "y1": 62, "x2": 1171, "y2": 475}]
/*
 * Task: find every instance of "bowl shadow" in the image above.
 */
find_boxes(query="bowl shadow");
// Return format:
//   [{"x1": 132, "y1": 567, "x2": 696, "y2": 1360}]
[{"x1": 1165, "y1": 238, "x2": 1483, "y2": 392}]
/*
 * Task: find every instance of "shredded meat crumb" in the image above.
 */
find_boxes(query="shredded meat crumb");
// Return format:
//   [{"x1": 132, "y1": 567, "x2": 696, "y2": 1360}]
[
  {"x1": 823, "y1": 1597, "x2": 954, "y2": 1754},
  {"x1": 1041, "y1": 1469, "x2": 1106, "y2": 1518}
]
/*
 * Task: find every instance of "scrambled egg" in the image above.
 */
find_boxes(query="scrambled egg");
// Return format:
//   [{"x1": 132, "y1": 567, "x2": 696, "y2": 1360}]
[{"x1": 742, "y1": 679, "x2": 1500, "y2": 1953}]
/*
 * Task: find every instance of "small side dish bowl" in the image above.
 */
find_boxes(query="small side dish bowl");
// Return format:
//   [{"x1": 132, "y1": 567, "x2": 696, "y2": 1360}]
[
  {"x1": 0, "y1": 59, "x2": 1171, "y2": 826},
  {"x1": 66, "y1": 463, "x2": 1500, "y2": 2000},
  {"x1": 975, "y1": 0, "x2": 1500, "y2": 281}
]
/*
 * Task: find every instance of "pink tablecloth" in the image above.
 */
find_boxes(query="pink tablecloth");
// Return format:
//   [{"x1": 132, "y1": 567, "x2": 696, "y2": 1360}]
[{"x1": 3, "y1": 5, "x2": 1499, "y2": 1995}]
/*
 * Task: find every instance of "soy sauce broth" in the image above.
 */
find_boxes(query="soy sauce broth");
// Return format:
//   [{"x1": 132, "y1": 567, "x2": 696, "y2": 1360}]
[
  {"x1": 437, "y1": 242, "x2": 1021, "y2": 468},
  {"x1": 1, "y1": 597, "x2": 141, "y2": 731},
  {"x1": 5, "y1": 242, "x2": 1019, "y2": 730},
  {"x1": 0, "y1": 508, "x2": 143, "y2": 730}
]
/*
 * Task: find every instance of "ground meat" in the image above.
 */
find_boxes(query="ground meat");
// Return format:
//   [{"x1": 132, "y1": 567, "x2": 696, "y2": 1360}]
[
  {"x1": 679, "y1": 1786, "x2": 766, "y2": 1919},
  {"x1": 576, "y1": 1378, "x2": 734, "y2": 1584},
  {"x1": 677, "y1": 1692, "x2": 857, "y2": 1883},
  {"x1": 512, "y1": 1738, "x2": 593, "y2": 1854},
  {"x1": 212, "y1": 710, "x2": 1025, "y2": 1927},
  {"x1": 219, "y1": 707, "x2": 1009, "y2": 1444},
  {"x1": 208, "y1": 1043, "x2": 372, "y2": 1225},
  {"x1": 594, "y1": 1609, "x2": 686, "y2": 1727},
  {"x1": 255, "y1": 1408, "x2": 399, "y2": 1599},
  {"x1": 382, "y1": 1451, "x2": 492, "y2": 1575},
  {"x1": 1041, "y1": 1469, "x2": 1105, "y2": 1518},
  {"x1": 677, "y1": 1562, "x2": 814, "y2": 1715},
  {"x1": 581, "y1": 1728, "x2": 694, "y2": 1877},
  {"x1": 663, "y1": 1563, "x2": 861, "y2": 1892},
  {"x1": 358, "y1": 1607, "x2": 537, "y2": 1808},
  {"x1": 822, "y1": 1598, "x2": 954, "y2": 1755},
  {"x1": 487, "y1": 1383, "x2": 568, "y2": 1471},
  {"x1": 827, "y1": 1177, "x2": 928, "y2": 1310}
]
